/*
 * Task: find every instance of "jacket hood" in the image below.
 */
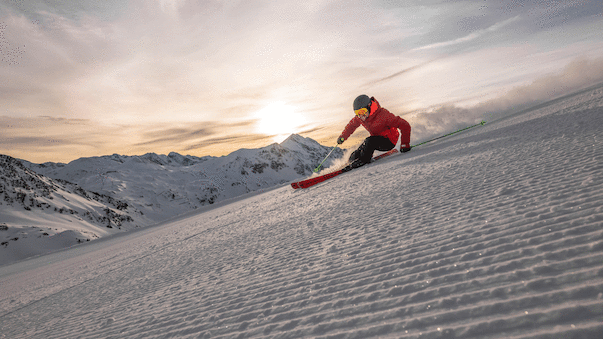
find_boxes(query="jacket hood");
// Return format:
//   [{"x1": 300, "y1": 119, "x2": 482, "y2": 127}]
[{"x1": 369, "y1": 97, "x2": 380, "y2": 116}]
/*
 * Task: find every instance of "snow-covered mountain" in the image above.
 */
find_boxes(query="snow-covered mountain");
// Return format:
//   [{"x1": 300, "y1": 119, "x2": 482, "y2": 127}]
[
  {"x1": 1, "y1": 134, "x2": 342, "y2": 265},
  {"x1": 0, "y1": 154, "x2": 144, "y2": 264},
  {"x1": 24, "y1": 133, "x2": 342, "y2": 219},
  {"x1": 1, "y1": 84, "x2": 602, "y2": 338}
]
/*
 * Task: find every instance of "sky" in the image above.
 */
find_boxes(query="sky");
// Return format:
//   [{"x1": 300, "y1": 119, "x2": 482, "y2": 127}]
[{"x1": 1, "y1": 0, "x2": 603, "y2": 163}]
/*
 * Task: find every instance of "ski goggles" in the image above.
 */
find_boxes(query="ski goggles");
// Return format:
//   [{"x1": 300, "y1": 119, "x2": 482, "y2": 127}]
[{"x1": 354, "y1": 107, "x2": 369, "y2": 119}]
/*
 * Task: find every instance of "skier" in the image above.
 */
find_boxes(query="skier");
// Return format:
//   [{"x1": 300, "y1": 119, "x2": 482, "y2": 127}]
[{"x1": 337, "y1": 95, "x2": 411, "y2": 169}]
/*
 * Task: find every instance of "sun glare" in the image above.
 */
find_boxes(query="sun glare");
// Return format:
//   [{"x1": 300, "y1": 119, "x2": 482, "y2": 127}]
[{"x1": 254, "y1": 102, "x2": 306, "y2": 143}]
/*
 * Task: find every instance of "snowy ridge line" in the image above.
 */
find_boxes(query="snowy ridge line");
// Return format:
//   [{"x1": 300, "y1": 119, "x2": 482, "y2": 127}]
[{"x1": 1, "y1": 85, "x2": 603, "y2": 338}]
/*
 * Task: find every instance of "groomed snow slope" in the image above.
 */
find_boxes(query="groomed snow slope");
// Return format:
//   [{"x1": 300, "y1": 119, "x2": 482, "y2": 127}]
[{"x1": 1, "y1": 85, "x2": 602, "y2": 338}]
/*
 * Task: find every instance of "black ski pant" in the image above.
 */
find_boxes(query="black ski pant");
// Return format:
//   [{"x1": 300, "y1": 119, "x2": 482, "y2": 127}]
[{"x1": 349, "y1": 136, "x2": 395, "y2": 165}]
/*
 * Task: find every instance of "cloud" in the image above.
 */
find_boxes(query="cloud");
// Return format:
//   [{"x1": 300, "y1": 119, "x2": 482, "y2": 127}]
[
  {"x1": 38, "y1": 116, "x2": 90, "y2": 125},
  {"x1": 183, "y1": 134, "x2": 272, "y2": 153},
  {"x1": 409, "y1": 0, "x2": 602, "y2": 57},
  {"x1": 0, "y1": 116, "x2": 119, "y2": 162},
  {"x1": 0, "y1": 114, "x2": 246, "y2": 162},
  {"x1": 477, "y1": 57, "x2": 603, "y2": 115},
  {"x1": 2, "y1": 0, "x2": 384, "y2": 123},
  {"x1": 413, "y1": 16, "x2": 521, "y2": 52},
  {"x1": 406, "y1": 56, "x2": 603, "y2": 144},
  {"x1": 135, "y1": 120, "x2": 255, "y2": 148},
  {"x1": 0, "y1": 9, "x2": 126, "y2": 119},
  {"x1": 363, "y1": 58, "x2": 441, "y2": 86}
]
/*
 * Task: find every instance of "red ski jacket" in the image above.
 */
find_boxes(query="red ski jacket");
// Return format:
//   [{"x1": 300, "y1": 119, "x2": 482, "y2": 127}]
[{"x1": 339, "y1": 99, "x2": 411, "y2": 146}]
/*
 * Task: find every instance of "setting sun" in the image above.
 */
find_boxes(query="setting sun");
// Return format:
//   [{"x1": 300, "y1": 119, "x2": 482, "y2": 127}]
[{"x1": 254, "y1": 102, "x2": 307, "y2": 143}]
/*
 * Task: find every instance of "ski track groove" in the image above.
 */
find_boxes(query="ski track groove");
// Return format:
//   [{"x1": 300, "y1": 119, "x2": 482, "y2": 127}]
[{"x1": 1, "y1": 87, "x2": 602, "y2": 338}]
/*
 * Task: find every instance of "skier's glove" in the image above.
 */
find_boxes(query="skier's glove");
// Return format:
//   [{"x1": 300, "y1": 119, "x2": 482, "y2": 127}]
[{"x1": 337, "y1": 137, "x2": 345, "y2": 145}]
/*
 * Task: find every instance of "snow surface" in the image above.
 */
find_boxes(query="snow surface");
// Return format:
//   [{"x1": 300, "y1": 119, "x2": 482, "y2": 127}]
[{"x1": 1, "y1": 84, "x2": 603, "y2": 338}]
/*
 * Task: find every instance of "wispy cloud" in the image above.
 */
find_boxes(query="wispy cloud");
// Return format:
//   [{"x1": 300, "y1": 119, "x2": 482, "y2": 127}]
[
  {"x1": 363, "y1": 58, "x2": 441, "y2": 86},
  {"x1": 413, "y1": 16, "x2": 521, "y2": 51},
  {"x1": 183, "y1": 134, "x2": 273, "y2": 153},
  {"x1": 0, "y1": 115, "x2": 258, "y2": 162},
  {"x1": 135, "y1": 120, "x2": 255, "y2": 148}
]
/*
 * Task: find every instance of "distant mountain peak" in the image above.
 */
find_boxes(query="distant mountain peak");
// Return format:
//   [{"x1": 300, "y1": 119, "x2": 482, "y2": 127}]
[
  {"x1": 281, "y1": 133, "x2": 304, "y2": 143},
  {"x1": 281, "y1": 133, "x2": 313, "y2": 144},
  {"x1": 280, "y1": 133, "x2": 325, "y2": 152}
]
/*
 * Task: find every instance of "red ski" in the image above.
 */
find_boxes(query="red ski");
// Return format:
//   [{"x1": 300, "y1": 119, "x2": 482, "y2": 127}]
[{"x1": 291, "y1": 149, "x2": 399, "y2": 189}]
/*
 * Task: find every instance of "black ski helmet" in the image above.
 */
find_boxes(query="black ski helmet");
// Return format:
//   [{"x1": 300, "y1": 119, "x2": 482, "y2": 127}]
[{"x1": 353, "y1": 94, "x2": 371, "y2": 112}]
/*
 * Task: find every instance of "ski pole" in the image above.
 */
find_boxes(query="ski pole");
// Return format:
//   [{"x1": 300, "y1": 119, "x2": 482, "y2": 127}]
[
  {"x1": 410, "y1": 120, "x2": 486, "y2": 148},
  {"x1": 314, "y1": 145, "x2": 339, "y2": 172}
]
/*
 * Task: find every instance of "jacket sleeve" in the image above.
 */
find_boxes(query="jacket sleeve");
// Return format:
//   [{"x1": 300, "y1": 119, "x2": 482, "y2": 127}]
[
  {"x1": 390, "y1": 112, "x2": 411, "y2": 144},
  {"x1": 339, "y1": 117, "x2": 362, "y2": 141}
]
